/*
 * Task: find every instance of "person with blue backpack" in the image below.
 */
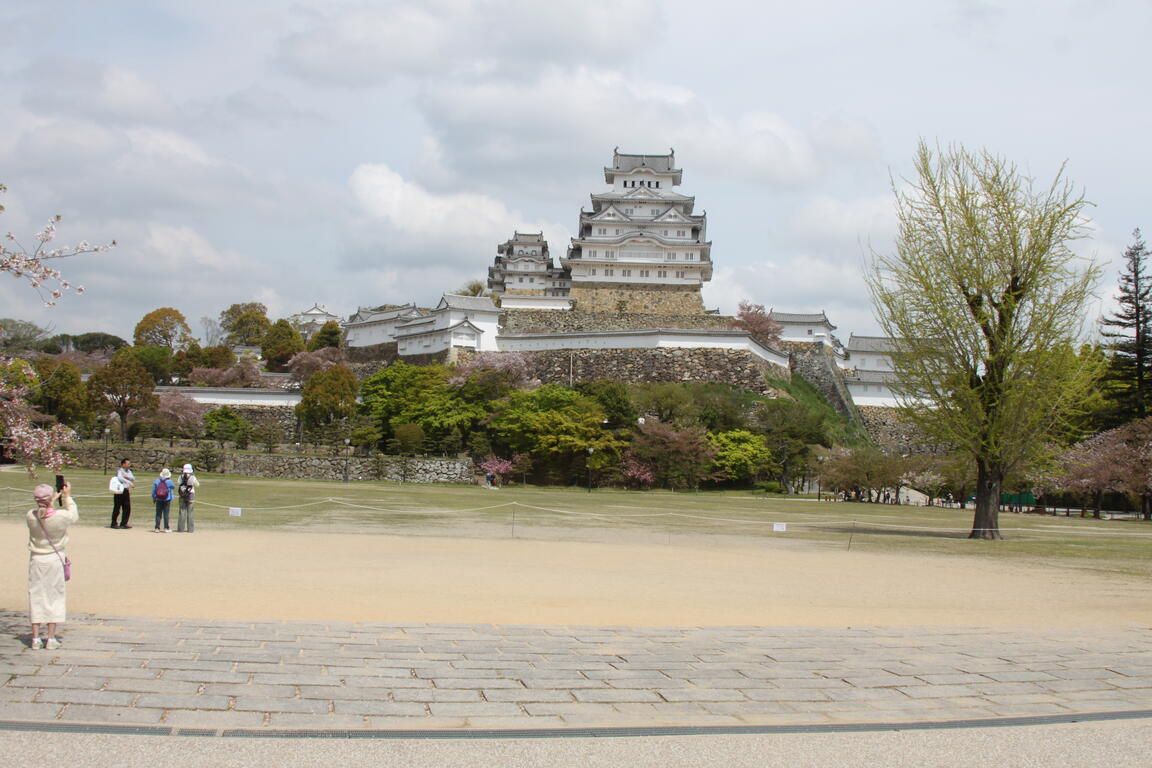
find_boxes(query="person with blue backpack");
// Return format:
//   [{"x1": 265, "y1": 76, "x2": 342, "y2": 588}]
[{"x1": 151, "y1": 468, "x2": 175, "y2": 533}]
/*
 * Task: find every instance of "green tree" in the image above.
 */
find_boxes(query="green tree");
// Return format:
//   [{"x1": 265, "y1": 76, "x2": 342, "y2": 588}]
[
  {"x1": 0, "y1": 318, "x2": 50, "y2": 353},
  {"x1": 87, "y1": 357, "x2": 159, "y2": 439},
  {"x1": 133, "y1": 307, "x2": 194, "y2": 350},
  {"x1": 632, "y1": 382, "x2": 697, "y2": 425},
  {"x1": 627, "y1": 421, "x2": 717, "y2": 491},
  {"x1": 1100, "y1": 229, "x2": 1152, "y2": 424},
  {"x1": 296, "y1": 364, "x2": 358, "y2": 429},
  {"x1": 30, "y1": 357, "x2": 90, "y2": 427},
  {"x1": 708, "y1": 429, "x2": 778, "y2": 485},
  {"x1": 866, "y1": 141, "x2": 1101, "y2": 539},
  {"x1": 261, "y1": 319, "x2": 304, "y2": 372},
  {"x1": 360, "y1": 362, "x2": 450, "y2": 440},
  {"x1": 220, "y1": 302, "x2": 271, "y2": 346},
  {"x1": 116, "y1": 345, "x2": 174, "y2": 385},
  {"x1": 392, "y1": 422, "x2": 426, "y2": 454},
  {"x1": 69, "y1": 332, "x2": 128, "y2": 352},
  {"x1": 204, "y1": 406, "x2": 252, "y2": 448},
  {"x1": 306, "y1": 320, "x2": 342, "y2": 351},
  {"x1": 575, "y1": 380, "x2": 636, "y2": 429}
]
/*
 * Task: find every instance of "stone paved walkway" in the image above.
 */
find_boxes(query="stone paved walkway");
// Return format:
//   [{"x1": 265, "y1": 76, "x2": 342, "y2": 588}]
[{"x1": 1, "y1": 611, "x2": 1150, "y2": 731}]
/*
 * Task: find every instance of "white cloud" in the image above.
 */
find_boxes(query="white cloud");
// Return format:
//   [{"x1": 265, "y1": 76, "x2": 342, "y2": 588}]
[
  {"x1": 791, "y1": 194, "x2": 898, "y2": 248},
  {"x1": 348, "y1": 162, "x2": 566, "y2": 265},
  {"x1": 274, "y1": 0, "x2": 664, "y2": 86},
  {"x1": 21, "y1": 59, "x2": 174, "y2": 125}
]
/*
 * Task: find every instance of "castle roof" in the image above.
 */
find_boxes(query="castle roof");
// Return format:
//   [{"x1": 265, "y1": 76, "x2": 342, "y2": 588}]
[
  {"x1": 438, "y1": 294, "x2": 499, "y2": 312},
  {"x1": 846, "y1": 334, "x2": 897, "y2": 353},
  {"x1": 769, "y1": 310, "x2": 835, "y2": 328},
  {"x1": 604, "y1": 148, "x2": 683, "y2": 184}
]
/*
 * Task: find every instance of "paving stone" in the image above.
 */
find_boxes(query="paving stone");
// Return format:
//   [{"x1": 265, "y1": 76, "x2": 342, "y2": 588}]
[
  {"x1": 572, "y1": 689, "x2": 662, "y2": 703},
  {"x1": 161, "y1": 670, "x2": 249, "y2": 684},
  {"x1": 233, "y1": 697, "x2": 332, "y2": 714},
  {"x1": 391, "y1": 689, "x2": 483, "y2": 703},
  {"x1": 332, "y1": 700, "x2": 427, "y2": 716},
  {"x1": 36, "y1": 690, "x2": 137, "y2": 706},
  {"x1": 267, "y1": 712, "x2": 368, "y2": 728},
  {"x1": 57, "y1": 705, "x2": 164, "y2": 723},
  {"x1": 1106, "y1": 676, "x2": 1152, "y2": 689},
  {"x1": 6, "y1": 676, "x2": 105, "y2": 690},
  {"x1": 0, "y1": 702, "x2": 63, "y2": 720},
  {"x1": 163, "y1": 709, "x2": 267, "y2": 727},
  {"x1": 134, "y1": 694, "x2": 231, "y2": 710},
  {"x1": 481, "y1": 689, "x2": 573, "y2": 703},
  {"x1": 200, "y1": 683, "x2": 296, "y2": 697},
  {"x1": 428, "y1": 702, "x2": 524, "y2": 717},
  {"x1": 102, "y1": 678, "x2": 200, "y2": 694}
]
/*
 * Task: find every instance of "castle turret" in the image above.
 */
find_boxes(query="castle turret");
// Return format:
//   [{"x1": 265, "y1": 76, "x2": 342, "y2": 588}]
[{"x1": 561, "y1": 149, "x2": 712, "y2": 314}]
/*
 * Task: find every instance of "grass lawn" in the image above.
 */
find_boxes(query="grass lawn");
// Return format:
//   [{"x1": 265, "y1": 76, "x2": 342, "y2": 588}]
[{"x1": 3, "y1": 466, "x2": 1149, "y2": 579}]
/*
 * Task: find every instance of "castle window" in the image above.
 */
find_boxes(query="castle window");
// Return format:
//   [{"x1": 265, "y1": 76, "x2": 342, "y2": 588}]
[
  {"x1": 597, "y1": 227, "x2": 606, "y2": 235},
  {"x1": 675, "y1": 270, "x2": 685, "y2": 279},
  {"x1": 591, "y1": 268, "x2": 597, "y2": 275},
  {"x1": 605, "y1": 269, "x2": 614, "y2": 276},
  {"x1": 614, "y1": 229, "x2": 621, "y2": 235},
  {"x1": 640, "y1": 270, "x2": 649, "y2": 278},
  {"x1": 658, "y1": 270, "x2": 667, "y2": 278},
  {"x1": 622, "y1": 269, "x2": 632, "y2": 277},
  {"x1": 655, "y1": 181, "x2": 661, "y2": 188}
]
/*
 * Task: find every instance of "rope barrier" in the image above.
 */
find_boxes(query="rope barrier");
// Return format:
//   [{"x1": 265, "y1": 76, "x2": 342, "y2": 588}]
[{"x1": 2, "y1": 487, "x2": 1150, "y2": 536}]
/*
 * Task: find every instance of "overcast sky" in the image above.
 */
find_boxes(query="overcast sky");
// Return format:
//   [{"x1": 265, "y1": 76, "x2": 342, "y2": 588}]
[{"x1": 1, "y1": 0, "x2": 1148, "y2": 343}]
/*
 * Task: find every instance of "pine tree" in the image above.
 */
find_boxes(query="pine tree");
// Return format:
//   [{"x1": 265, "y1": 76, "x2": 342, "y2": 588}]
[{"x1": 1101, "y1": 229, "x2": 1152, "y2": 424}]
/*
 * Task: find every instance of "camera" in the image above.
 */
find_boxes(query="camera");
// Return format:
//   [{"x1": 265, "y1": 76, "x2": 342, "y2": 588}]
[{"x1": 55, "y1": 474, "x2": 66, "y2": 492}]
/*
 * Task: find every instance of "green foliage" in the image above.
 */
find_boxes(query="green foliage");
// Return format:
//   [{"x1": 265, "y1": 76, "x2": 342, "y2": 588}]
[
  {"x1": 306, "y1": 320, "x2": 342, "y2": 351},
  {"x1": 0, "y1": 318, "x2": 50, "y2": 353},
  {"x1": 261, "y1": 319, "x2": 304, "y2": 372},
  {"x1": 204, "y1": 407, "x2": 253, "y2": 448},
  {"x1": 1100, "y1": 230, "x2": 1152, "y2": 425},
  {"x1": 360, "y1": 362, "x2": 451, "y2": 439},
  {"x1": 392, "y1": 422, "x2": 426, "y2": 454},
  {"x1": 575, "y1": 380, "x2": 636, "y2": 429},
  {"x1": 631, "y1": 382, "x2": 698, "y2": 425},
  {"x1": 87, "y1": 356, "x2": 158, "y2": 439},
  {"x1": 30, "y1": 357, "x2": 90, "y2": 427},
  {"x1": 628, "y1": 421, "x2": 717, "y2": 491},
  {"x1": 867, "y1": 141, "x2": 1102, "y2": 538},
  {"x1": 296, "y1": 364, "x2": 358, "y2": 428},
  {"x1": 194, "y1": 445, "x2": 222, "y2": 473},
  {"x1": 116, "y1": 344, "x2": 174, "y2": 384},
  {"x1": 221, "y1": 303, "x2": 272, "y2": 347},
  {"x1": 707, "y1": 429, "x2": 778, "y2": 485},
  {"x1": 489, "y1": 384, "x2": 618, "y2": 459},
  {"x1": 133, "y1": 307, "x2": 194, "y2": 350}
]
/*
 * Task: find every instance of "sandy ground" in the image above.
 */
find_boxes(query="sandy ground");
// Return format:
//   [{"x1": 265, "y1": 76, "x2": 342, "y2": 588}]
[{"x1": 3, "y1": 521, "x2": 1148, "y2": 627}]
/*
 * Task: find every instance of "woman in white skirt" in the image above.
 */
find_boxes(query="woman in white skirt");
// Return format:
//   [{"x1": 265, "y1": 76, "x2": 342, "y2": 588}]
[{"x1": 26, "y1": 481, "x2": 78, "y2": 650}]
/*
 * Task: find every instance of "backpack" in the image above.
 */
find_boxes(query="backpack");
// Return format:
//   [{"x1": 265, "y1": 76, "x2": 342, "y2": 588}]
[
  {"x1": 156, "y1": 479, "x2": 170, "y2": 500},
  {"x1": 179, "y1": 474, "x2": 193, "y2": 500}
]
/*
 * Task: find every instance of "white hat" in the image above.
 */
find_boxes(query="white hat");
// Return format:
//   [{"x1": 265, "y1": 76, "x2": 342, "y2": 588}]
[
  {"x1": 183, "y1": 464, "x2": 193, "y2": 473},
  {"x1": 160, "y1": 468, "x2": 171, "y2": 479}
]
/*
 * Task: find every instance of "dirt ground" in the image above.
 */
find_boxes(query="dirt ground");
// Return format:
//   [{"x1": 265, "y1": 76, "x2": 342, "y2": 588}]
[{"x1": 3, "y1": 521, "x2": 1148, "y2": 627}]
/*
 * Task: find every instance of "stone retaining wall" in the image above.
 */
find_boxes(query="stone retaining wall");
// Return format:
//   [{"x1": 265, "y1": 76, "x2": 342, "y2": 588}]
[
  {"x1": 502, "y1": 310, "x2": 733, "y2": 335},
  {"x1": 857, "y1": 406, "x2": 941, "y2": 454},
  {"x1": 65, "y1": 445, "x2": 473, "y2": 484},
  {"x1": 506, "y1": 347, "x2": 786, "y2": 395},
  {"x1": 567, "y1": 284, "x2": 705, "y2": 314},
  {"x1": 789, "y1": 344, "x2": 859, "y2": 424}
]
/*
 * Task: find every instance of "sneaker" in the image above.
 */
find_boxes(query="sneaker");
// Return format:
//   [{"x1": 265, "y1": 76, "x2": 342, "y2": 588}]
[
  {"x1": 153, "y1": 528, "x2": 161, "y2": 533},
  {"x1": 31, "y1": 637, "x2": 42, "y2": 650},
  {"x1": 45, "y1": 638, "x2": 60, "y2": 650},
  {"x1": 120, "y1": 525, "x2": 132, "y2": 529},
  {"x1": 164, "y1": 528, "x2": 172, "y2": 533}
]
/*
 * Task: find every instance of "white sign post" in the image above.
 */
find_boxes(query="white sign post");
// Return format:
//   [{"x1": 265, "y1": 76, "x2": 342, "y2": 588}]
[{"x1": 228, "y1": 507, "x2": 242, "y2": 517}]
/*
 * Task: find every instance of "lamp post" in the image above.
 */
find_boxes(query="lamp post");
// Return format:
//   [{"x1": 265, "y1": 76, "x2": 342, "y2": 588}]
[
  {"x1": 586, "y1": 446, "x2": 594, "y2": 493},
  {"x1": 343, "y1": 438, "x2": 351, "y2": 483},
  {"x1": 102, "y1": 427, "x2": 111, "y2": 474}
]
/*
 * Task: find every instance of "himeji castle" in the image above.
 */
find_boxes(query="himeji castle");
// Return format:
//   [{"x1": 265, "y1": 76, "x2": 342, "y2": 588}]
[{"x1": 342, "y1": 148, "x2": 899, "y2": 406}]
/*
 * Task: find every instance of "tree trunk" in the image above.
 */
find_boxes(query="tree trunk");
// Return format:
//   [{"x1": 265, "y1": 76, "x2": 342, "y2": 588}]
[
  {"x1": 970, "y1": 460, "x2": 1003, "y2": 539},
  {"x1": 1092, "y1": 490, "x2": 1103, "y2": 520}
]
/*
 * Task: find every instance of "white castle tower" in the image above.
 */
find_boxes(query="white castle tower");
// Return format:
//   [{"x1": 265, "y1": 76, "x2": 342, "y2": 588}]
[{"x1": 561, "y1": 148, "x2": 713, "y2": 314}]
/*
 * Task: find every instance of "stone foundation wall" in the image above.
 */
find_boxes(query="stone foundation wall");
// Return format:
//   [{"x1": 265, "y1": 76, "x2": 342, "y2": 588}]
[
  {"x1": 509, "y1": 348, "x2": 786, "y2": 395},
  {"x1": 857, "y1": 406, "x2": 941, "y2": 454},
  {"x1": 65, "y1": 444, "x2": 473, "y2": 483},
  {"x1": 502, "y1": 310, "x2": 733, "y2": 335},
  {"x1": 789, "y1": 344, "x2": 859, "y2": 423},
  {"x1": 568, "y1": 284, "x2": 704, "y2": 314}
]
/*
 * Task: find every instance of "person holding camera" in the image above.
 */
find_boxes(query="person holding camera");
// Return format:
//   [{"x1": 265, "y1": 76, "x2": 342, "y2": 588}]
[{"x1": 27, "y1": 480, "x2": 78, "y2": 650}]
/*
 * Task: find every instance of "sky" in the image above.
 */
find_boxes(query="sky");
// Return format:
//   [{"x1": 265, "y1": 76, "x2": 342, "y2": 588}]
[{"x1": 1, "y1": 0, "x2": 1149, "y2": 344}]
